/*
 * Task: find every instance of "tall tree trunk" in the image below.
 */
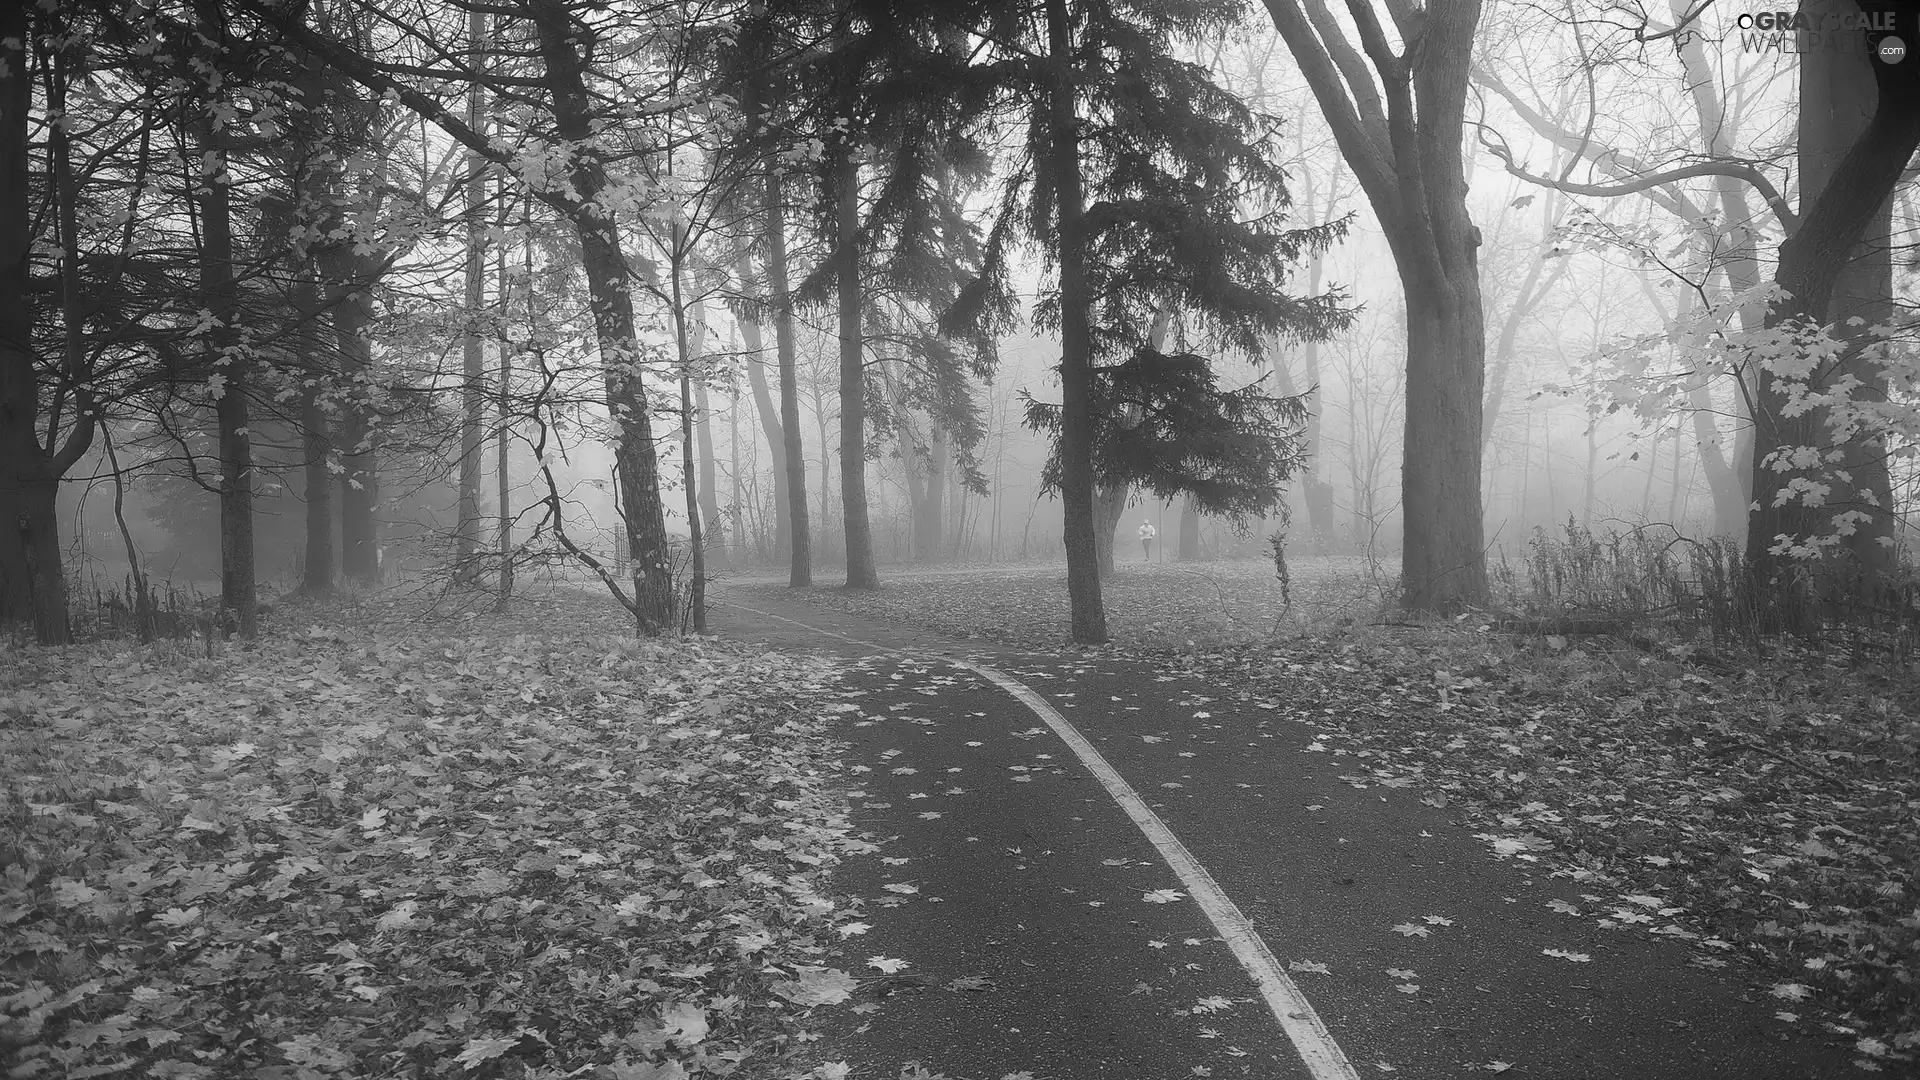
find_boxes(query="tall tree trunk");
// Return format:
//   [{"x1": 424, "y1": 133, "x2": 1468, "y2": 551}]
[
  {"x1": 675, "y1": 306, "x2": 706, "y2": 632},
  {"x1": 530, "y1": 0, "x2": 675, "y2": 631},
  {"x1": 322, "y1": 245, "x2": 382, "y2": 585},
  {"x1": 194, "y1": 0, "x2": 256, "y2": 638},
  {"x1": 1796, "y1": 0, "x2": 1895, "y2": 579},
  {"x1": 496, "y1": 225, "x2": 514, "y2": 611},
  {"x1": 729, "y1": 385, "x2": 745, "y2": 556},
  {"x1": 734, "y1": 252, "x2": 791, "y2": 558},
  {"x1": 1746, "y1": 3, "x2": 1919, "y2": 618},
  {"x1": 688, "y1": 297, "x2": 723, "y2": 568},
  {"x1": 766, "y1": 174, "x2": 812, "y2": 586},
  {"x1": 455, "y1": 8, "x2": 487, "y2": 574},
  {"x1": 913, "y1": 425, "x2": 948, "y2": 562},
  {"x1": 695, "y1": 380, "x2": 724, "y2": 567},
  {"x1": 293, "y1": 274, "x2": 333, "y2": 596},
  {"x1": 740, "y1": 12, "x2": 809, "y2": 583},
  {"x1": 1289, "y1": 268, "x2": 1337, "y2": 553},
  {"x1": 835, "y1": 146, "x2": 878, "y2": 589},
  {"x1": 1048, "y1": 0, "x2": 1104, "y2": 642},
  {"x1": 1263, "y1": 0, "x2": 1489, "y2": 612},
  {"x1": 1, "y1": 9, "x2": 86, "y2": 643},
  {"x1": 1400, "y1": 268, "x2": 1489, "y2": 609}
]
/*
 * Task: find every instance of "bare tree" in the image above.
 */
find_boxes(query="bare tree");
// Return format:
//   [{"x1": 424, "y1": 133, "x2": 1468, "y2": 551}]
[{"x1": 1261, "y1": 0, "x2": 1490, "y2": 610}]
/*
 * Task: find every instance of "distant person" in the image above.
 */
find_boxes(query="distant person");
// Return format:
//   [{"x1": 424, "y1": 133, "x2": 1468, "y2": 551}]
[{"x1": 1138, "y1": 519, "x2": 1156, "y2": 561}]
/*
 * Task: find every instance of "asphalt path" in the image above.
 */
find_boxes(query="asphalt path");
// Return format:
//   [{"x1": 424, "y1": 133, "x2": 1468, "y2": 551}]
[{"x1": 708, "y1": 587, "x2": 1864, "y2": 1080}]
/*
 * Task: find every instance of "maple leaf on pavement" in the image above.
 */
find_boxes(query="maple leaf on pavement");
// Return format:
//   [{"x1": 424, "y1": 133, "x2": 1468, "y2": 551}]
[
  {"x1": 1391, "y1": 923, "x2": 1430, "y2": 937},
  {"x1": 1143, "y1": 889, "x2": 1185, "y2": 904},
  {"x1": 866, "y1": 956, "x2": 910, "y2": 974},
  {"x1": 1288, "y1": 960, "x2": 1331, "y2": 975},
  {"x1": 1542, "y1": 949, "x2": 1591, "y2": 962}
]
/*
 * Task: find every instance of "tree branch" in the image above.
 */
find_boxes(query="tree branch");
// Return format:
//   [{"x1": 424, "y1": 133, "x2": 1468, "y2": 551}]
[
  {"x1": 1472, "y1": 62, "x2": 1798, "y2": 233},
  {"x1": 1261, "y1": 0, "x2": 1401, "y2": 228},
  {"x1": 1482, "y1": 134, "x2": 1796, "y2": 230}
]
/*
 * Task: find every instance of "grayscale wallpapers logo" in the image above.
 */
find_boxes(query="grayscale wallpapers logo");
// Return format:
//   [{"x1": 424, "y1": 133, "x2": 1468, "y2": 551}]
[{"x1": 1732, "y1": 8, "x2": 1906, "y2": 61}]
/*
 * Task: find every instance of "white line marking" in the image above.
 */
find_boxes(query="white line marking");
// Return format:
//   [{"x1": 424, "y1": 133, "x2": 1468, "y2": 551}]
[{"x1": 718, "y1": 601, "x2": 1361, "y2": 1080}]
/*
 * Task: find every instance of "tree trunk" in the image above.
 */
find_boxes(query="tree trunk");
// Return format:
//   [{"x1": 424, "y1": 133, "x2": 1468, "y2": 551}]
[
  {"x1": 1047, "y1": 0, "x2": 1105, "y2": 642},
  {"x1": 1795, "y1": 0, "x2": 1895, "y2": 577},
  {"x1": 835, "y1": 146, "x2": 878, "y2": 589},
  {"x1": 1092, "y1": 483, "x2": 1127, "y2": 577},
  {"x1": 455, "y1": 8, "x2": 487, "y2": 574},
  {"x1": 1177, "y1": 493, "x2": 1201, "y2": 560},
  {"x1": 1262, "y1": 0, "x2": 1489, "y2": 613},
  {"x1": 1400, "y1": 268, "x2": 1489, "y2": 610},
  {"x1": 530, "y1": 0, "x2": 674, "y2": 631},
  {"x1": 300, "y1": 389, "x2": 334, "y2": 595},
  {"x1": 1, "y1": 6, "x2": 81, "y2": 644},
  {"x1": 322, "y1": 245, "x2": 382, "y2": 586},
  {"x1": 1688, "y1": 372, "x2": 1747, "y2": 537},
  {"x1": 676, "y1": 357, "x2": 706, "y2": 632},
  {"x1": 496, "y1": 234, "x2": 513, "y2": 611},
  {"x1": 289, "y1": 272, "x2": 333, "y2": 596},
  {"x1": 193, "y1": 0, "x2": 256, "y2": 638},
  {"x1": 688, "y1": 298, "x2": 723, "y2": 568},
  {"x1": 766, "y1": 180, "x2": 812, "y2": 586},
  {"x1": 914, "y1": 426, "x2": 948, "y2": 562},
  {"x1": 733, "y1": 253, "x2": 791, "y2": 559},
  {"x1": 695, "y1": 380, "x2": 724, "y2": 568},
  {"x1": 1746, "y1": 5, "x2": 1919, "y2": 616}
]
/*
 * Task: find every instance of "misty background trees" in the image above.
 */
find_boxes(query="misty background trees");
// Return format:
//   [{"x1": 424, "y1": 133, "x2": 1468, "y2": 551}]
[{"x1": 2, "y1": 0, "x2": 1917, "y2": 645}]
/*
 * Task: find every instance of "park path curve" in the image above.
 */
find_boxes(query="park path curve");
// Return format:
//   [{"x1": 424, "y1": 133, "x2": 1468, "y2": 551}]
[{"x1": 708, "y1": 584, "x2": 1861, "y2": 1080}]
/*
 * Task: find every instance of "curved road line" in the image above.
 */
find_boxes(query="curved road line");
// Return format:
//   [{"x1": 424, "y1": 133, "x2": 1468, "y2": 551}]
[{"x1": 720, "y1": 601, "x2": 1361, "y2": 1080}]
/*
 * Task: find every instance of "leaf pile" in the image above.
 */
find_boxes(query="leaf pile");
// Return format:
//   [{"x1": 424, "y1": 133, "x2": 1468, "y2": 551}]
[
  {"x1": 1, "y1": 598, "x2": 871, "y2": 1079},
  {"x1": 1192, "y1": 630, "x2": 1920, "y2": 1067}
]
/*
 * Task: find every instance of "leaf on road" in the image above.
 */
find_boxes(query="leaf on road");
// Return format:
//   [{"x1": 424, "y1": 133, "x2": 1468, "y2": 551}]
[
  {"x1": 1391, "y1": 923, "x2": 1431, "y2": 938},
  {"x1": 1542, "y1": 949, "x2": 1591, "y2": 962},
  {"x1": 1288, "y1": 960, "x2": 1331, "y2": 975},
  {"x1": 1385, "y1": 968, "x2": 1417, "y2": 979},
  {"x1": 1143, "y1": 889, "x2": 1186, "y2": 904},
  {"x1": 866, "y1": 956, "x2": 910, "y2": 974},
  {"x1": 774, "y1": 968, "x2": 857, "y2": 1007}
]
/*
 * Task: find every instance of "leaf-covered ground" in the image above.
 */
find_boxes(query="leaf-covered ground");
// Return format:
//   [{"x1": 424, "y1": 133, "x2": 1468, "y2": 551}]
[
  {"x1": 759, "y1": 560, "x2": 1920, "y2": 1068},
  {"x1": 1, "y1": 592, "x2": 870, "y2": 1080},
  {"x1": 745, "y1": 559, "x2": 1358, "y2": 650}
]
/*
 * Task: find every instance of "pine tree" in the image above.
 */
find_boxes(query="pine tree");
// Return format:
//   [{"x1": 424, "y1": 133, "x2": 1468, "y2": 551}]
[{"x1": 942, "y1": 0, "x2": 1349, "y2": 642}]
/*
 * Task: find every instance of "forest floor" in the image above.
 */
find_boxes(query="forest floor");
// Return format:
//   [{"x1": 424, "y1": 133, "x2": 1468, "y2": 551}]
[
  {"x1": 4, "y1": 557, "x2": 1916, "y2": 1078},
  {"x1": 751, "y1": 556, "x2": 1920, "y2": 1069},
  {"x1": 0, "y1": 591, "x2": 875, "y2": 1080}
]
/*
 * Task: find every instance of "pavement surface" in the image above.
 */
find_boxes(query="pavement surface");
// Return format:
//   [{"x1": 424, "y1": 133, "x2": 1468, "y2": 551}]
[{"x1": 707, "y1": 585, "x2": 1866, "y2": 1080}]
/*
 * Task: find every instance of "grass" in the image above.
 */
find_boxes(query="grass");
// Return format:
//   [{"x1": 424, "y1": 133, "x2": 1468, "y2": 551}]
[
  {"x1": 1, "y1": 588, "x2": 868, "y2": 1080},
  {"x1": 741, "y1": 556, "x2": 1378, "y2": 650}
]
